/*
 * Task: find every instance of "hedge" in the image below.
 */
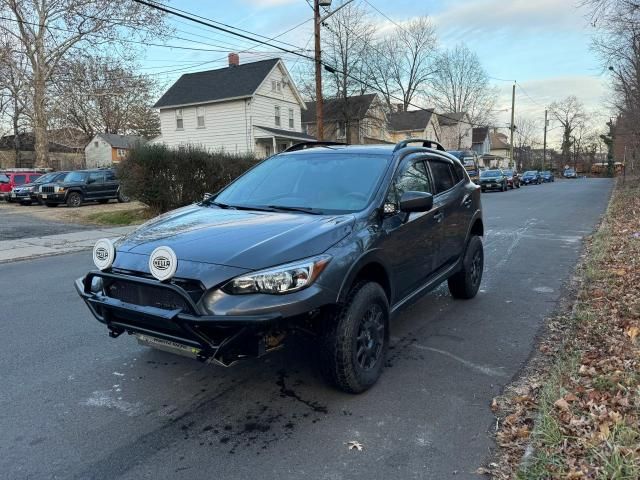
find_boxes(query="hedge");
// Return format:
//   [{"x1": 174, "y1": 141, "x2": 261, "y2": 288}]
[{"x1": 117, "y1": 144, "x2": 258, "y2": 214}]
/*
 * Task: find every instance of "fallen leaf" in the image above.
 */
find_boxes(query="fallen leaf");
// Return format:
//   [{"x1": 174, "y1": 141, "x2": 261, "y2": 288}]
[
  {"x1": 346, "y1": 441, "x2": 363, "y2": 451},
  {"x1": 554, "y1": 398, "x2": 570, "y2": 411},
  {"x1": 564, "y1": 393, "x2": 579, "y2": 402},
  {"x1": 625, "y1": 326, "x2": 639, "y2": 341}
]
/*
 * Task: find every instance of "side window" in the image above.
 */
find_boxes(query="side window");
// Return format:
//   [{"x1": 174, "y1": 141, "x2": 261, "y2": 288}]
[
  {"x1": 14, "y1": 175, "x2": 26, "y2": 185},
  {"x1": 452, "y1": 162, "x2": 465, "y2": 183},
  {"x1": 88, "y1": 172, "x2": 104, "y2": 184},
  {"x1": 429, "y1": 160, "x2": 455, "y2": 193},
  {"x1": 387, "y1": 161, "x2": 432, "y2": 205},
  {"x1": 106, "y1": 170, "x2": 116, "y2": 181}
]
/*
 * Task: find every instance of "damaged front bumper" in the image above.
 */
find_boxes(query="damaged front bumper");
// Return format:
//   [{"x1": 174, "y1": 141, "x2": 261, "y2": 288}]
[{"x1": 75, "y1": 271, "x2": 285, "y2": 366}]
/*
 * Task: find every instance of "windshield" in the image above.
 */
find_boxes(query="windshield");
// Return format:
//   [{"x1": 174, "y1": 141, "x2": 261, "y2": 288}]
[
  {"x1": 64, "y1": 171, "x2": 87, "y2": 183},
  {"x1": 565, "y1": 168, "x2": 575, "y2": 173},
  {"x1": 503, "y1": 170, "x2": 513, "y2": 175},
  {"x1": 481, "y1": 170, "x2": 501, "y2": 177},
  {"x1": 214, "y1": 152, "x2": 390, "y2": 214},
  {"x1": 35, "y1": 172, "x2": 58, "y2": 184},
  {"x1": 524, "y1": 171, "x2": 537, "y2": 176}
]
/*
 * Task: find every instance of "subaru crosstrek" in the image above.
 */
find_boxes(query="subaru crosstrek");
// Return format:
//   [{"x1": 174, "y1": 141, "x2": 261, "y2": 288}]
[{"x1": 76, "y1": 140, "x2": 484, "y2": 393}]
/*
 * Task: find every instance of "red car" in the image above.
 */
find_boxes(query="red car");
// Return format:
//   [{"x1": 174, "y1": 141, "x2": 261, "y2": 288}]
[{"x1": 0, "y1": 171, "x2": 43, "y2": 201}]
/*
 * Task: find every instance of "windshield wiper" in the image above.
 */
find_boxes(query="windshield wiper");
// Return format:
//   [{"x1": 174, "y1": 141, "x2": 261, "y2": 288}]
[
  {"x1": 266, "y1": 205, "x2": 323, "y2": 215},
  {"x1": 207, "y1": 201, "x2": 236, "y2": 209}
]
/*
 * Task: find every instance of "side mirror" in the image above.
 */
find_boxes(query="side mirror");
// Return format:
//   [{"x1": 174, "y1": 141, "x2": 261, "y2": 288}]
[{"x1": 399, "y1": 191, "x2": 433, "y2": 213}]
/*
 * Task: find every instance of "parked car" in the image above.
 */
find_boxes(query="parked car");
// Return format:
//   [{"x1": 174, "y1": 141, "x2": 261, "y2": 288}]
[
  {"x1": 563, "y1": 168, "x2": 577, "y2": 179},
  {"x1": 479, "y1": 169, "x2": 508, "y2": 192},
  {"x1": 9, "y1": 171, "x2": 69, "y2": 205},
  {"x1": 521, "y1": 170, "x2": 542, "y2": 185},
  {"x1": 37, "y1": 168, "x2": 129, "y2": 207},
  {"x1": 75, "y1": 139, "x2": 484, "y2": 393},
  {"x1": 448, "y1": 150, "x2": 480, "y2": 184},
  {"x1": 0, "y1": 171, "x2": 42, "y2": 201},
  {"x1": 502, "y1": 169, "x2": 520, "y2": 189},
  {"x1": 541, "y1": 171, "x2": 555, "y2": 182}
]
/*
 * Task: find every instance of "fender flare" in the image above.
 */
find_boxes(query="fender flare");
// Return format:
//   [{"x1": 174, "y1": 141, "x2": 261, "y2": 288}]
[
  {"x1": 464, "y1": 211, "x2": 484, "y2": 246},
  {"x1": 336, "y1": 249, "x2": 394, "y2": 305}
]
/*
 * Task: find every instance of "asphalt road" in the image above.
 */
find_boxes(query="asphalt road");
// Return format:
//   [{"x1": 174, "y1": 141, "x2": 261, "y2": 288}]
[
  {"x1": 0, "y1": 202, "x2": 89, "y2": 241},
  {"x1": 0, "y1": 179, "x2": 613, "y2": 480}
]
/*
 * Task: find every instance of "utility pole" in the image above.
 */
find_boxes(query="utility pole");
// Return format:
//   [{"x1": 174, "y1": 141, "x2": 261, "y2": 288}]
[
  {"x1": 313, "y1": 0, "x2": 355, "y2": 142},
  {"x1": 542, "y1": 109, "x2": 548, "y2": 171},
  {"x1": 509, "y1": 83, "x2": 515, "y2": 168},
  {"x1": 314, "y1": 0, "x2": 324, "y2": 140}
]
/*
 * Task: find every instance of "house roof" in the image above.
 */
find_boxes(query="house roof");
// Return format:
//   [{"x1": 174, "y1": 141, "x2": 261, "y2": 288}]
[
  {"x1": 154, "y1": 58, "x2": 280, "y2": 108},
  {"x1": 254, "y1": 125, "x2": 316, "y2": 141},
  {"x1": 472, "y1": 127, "x2": 489, "y2": 144},
  {"x1": 302, "y1": 94, "x2": 377, "y2": 124},
  {"x1": 388, "y1": 109, "x2": 435, "y2": 132},
  {"x1": 490, "y1": 131, "x2": 510, "y2": 149},
  {"x1": 96, "y1": 133, "x2": 146, "y2": 149},
  {"x1": 438, "y1": 112, "x2": 467, "y2": 126}
]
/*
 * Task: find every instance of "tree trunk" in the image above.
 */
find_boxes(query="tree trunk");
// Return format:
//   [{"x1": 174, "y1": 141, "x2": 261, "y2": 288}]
[
  {"x1": 33, "y1": 72, "x2": 49, "y2": 167},
  {"x1": 12, "y1": 97, "x2": 21, "y2": 168}
]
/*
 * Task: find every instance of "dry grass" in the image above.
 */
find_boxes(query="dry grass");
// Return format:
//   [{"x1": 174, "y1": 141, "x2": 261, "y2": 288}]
[{"x1": 487, "y1": 176, "x2": 640, "y2": 479}]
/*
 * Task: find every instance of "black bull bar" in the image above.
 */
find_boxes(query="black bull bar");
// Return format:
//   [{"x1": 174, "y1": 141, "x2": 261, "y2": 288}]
[{"x1": 75, "y1": 271, "x2": 281, "y2": 366}]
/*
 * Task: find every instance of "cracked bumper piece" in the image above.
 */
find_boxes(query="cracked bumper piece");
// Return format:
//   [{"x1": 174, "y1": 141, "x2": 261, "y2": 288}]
[{"x1": 75, "y1": 271, "x2": 283, "y2": 366}]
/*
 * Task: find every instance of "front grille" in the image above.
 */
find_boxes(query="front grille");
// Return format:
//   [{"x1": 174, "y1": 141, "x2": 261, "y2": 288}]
[
  {"x1": 106, "y1": 279, "x2": 194, "y2": 312},
  {"x1": 41, "y1": 186, "x2": 55, "y2": 193}
]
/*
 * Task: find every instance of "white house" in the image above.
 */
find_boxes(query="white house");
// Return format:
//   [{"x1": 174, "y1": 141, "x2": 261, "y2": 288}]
[
  {"x1": 152, "y1": 55, "x2": 314, "y2": 157},
  {"x1": 84, "y1": 133, "x2": 146, "y2": 168}
]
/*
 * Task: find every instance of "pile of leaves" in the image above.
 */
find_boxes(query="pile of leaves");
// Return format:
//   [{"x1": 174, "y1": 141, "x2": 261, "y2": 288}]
[{"x1": 487, "y1": 176, "x2": 640, "y2": 479}]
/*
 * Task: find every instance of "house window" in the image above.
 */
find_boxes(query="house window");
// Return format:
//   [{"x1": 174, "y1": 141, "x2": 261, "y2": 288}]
[
  {"x1": 275, "y1": 106, "x2": 281, "y2": 127},
  {"x1": 272, "y1": 80, "x2": 276, "y2": 91},
  {"x1": 175, "y1": 108, "x2": 183, "y2": 129},
  {"x1": 272, "y1": 80, "x2": 281, "y2": 92},
  {"x1": 196, "y1": 106, "x2": 205, "y2": 128},
  {"x1": 336, "y1": 121, "x2": 346, "y2": 139},
  {"x1": 94, "y1": 141, "x2": 98, "y2": 148},
  {"x1": 117, "y1": 148, "x2": 127, "y2": 157},
  {"x1": 277, "y1": 81, "x2": 281, "y2": 92},
  {"x1": 362, "y1": 120, "x2": 372, "y2": 137},
  {"x1": 288, "y1": 108, "x2": 294, "y2": 129}
]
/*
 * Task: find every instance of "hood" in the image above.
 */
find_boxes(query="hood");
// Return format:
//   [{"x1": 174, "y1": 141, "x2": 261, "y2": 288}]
[{"x1": 116, "y1": 204, "x2": 355, "y2": 270}]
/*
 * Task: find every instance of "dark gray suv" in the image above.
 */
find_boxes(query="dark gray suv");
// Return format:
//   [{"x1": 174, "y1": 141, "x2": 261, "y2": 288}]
[{"x1": 76, "y1": 140, "x2": 484, "y2": 393}]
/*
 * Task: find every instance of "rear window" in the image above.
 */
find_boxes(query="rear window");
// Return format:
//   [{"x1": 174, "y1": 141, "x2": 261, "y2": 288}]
[
  {"x1": 64, "y1": 171, "x2": 88, "y2": 182},
  {"x1": 0, "y1": 174, "x2": 8, "y2": 183},
  {"x1": 13, "y1": 174, "x2": 27, "y2": 185}
]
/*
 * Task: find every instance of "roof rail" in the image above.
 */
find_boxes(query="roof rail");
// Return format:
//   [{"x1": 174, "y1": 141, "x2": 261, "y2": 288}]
[
  {"x1": 284, "y1": 141, "x2": 347, "y2": 152},
  {"x1": 393, "y1": 138, "x2": 445, "y2": 153}
]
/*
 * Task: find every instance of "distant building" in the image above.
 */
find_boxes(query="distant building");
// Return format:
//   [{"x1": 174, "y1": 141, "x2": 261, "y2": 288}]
[
  {"x1": 471, "y1": 127, "x2": 491, "y2": 155},
  {"x1": 85, "y1": 133, "x2": 146, "y2": 168},
  {"x1": 487, "y1": 130, "x2": 512, "y2": 168},
  {"x1": 302, "y1": 93, "x2": 391, "y2": 144},
  {"x1": 388, "y1": 108, "x2": 441, "y2": 143},
  {"x1": 439, "y1": 112, "x2": 472, "y2": 150}
]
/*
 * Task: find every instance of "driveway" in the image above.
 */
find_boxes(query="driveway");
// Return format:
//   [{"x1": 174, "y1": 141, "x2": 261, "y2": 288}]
[
  {"x1": 0, "y1": 201, "x2": 90, "y2": 241},
  {"x1": 0, "y1": 179, "x2": 613, "y2": 479}
]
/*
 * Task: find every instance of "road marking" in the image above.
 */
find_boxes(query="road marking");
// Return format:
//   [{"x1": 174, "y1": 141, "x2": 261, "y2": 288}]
[{"x1": 409, "y1": 343, "x2": 507, "y2": 378}]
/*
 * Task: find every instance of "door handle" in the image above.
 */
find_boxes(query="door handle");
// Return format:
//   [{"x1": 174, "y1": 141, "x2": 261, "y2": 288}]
[
  {"x1": 434, "y1": 211, "x2": 444, "y2": 223},
  {"x1": 462, "y1": 197, "x2": 472, "y2": 208}
]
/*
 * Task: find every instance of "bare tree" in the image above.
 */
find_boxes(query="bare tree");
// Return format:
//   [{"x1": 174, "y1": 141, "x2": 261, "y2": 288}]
[
  {"x1": 0, "y1": 0, "x2": 167, "y2": 166},
  {"x1": 50, "y1": 54, "x2": 160, "y2": 139},
  {"x1": 549, "y1": 96, "x2": 586, "y2": 166},
  {"x1": 370, "y1": 17, "x2": 437, "y2": 111},
  {"x1": 513, "y1": 116, "x2": 541, "y2": 170},
  {"x1": 428, "y1": 44, "x2": 497, "y2": 125},
  {"x1": 322, "y1": 2, "x2": 375, "y2": 143}
]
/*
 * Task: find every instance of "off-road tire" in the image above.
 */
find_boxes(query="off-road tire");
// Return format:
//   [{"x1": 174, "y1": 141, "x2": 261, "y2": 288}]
[
  {"x1": 117, "y1": 189, "x2": 130, "y2": 203},
  {"x1": 448, "y1": 235, "x2": 484, "y2": 299},
  {"x1": 318, "y1": 282, "x2": 389, "y2": 393},
  {"x1": 66, "y1": 192, "x2": 82, "y2": 208}
]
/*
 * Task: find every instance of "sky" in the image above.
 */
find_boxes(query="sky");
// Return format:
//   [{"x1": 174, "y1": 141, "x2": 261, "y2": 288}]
[{"x1": 139, "y1": 0, "x2": 612, "y2": 147}]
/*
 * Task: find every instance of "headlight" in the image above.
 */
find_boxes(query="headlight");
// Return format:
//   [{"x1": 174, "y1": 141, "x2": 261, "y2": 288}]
[
  {"x1": 54, "y1": 185, "x2": 66, "y2": 193},
  {"x1": 223, "y1": 255, "x2": 331, "y2": 295}
]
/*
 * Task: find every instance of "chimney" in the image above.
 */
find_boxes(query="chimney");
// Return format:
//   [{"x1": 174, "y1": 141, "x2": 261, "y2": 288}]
[
  {"x1": 396, "y1": 103, "x2": 404, "y2": 113},
  {"x1": 228, "y1": 53, "x2": 239, "y2": 67}
]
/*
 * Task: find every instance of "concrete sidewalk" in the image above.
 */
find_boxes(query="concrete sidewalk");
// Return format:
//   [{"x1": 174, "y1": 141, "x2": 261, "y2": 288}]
[{"x1": 0, "y1": 226, "x2": 136, "y2": 263}]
